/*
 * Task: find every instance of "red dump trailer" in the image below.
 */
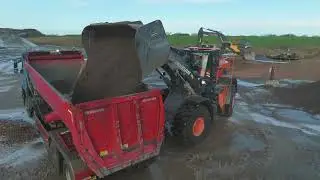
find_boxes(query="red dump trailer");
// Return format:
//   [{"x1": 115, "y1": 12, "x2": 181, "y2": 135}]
[
  {"x1": 21, "y1": 50, "x2": 165, "y2": 180},
  {"x1": 21, "y1": 20, "x2": 169, "y2": 180}
]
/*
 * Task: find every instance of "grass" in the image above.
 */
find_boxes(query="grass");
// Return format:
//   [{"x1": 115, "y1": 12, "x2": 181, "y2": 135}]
[
  {"x1": 28, "y1": 35, "x2": 81, "y2": 47},
  {"x1": 27, "y1": 34, "x2": 320, "y2": 49}
]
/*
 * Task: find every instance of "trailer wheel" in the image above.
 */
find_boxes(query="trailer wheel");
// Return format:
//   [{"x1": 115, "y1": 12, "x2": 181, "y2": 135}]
[
  {"x1": 48, "y1": 142, "x2": 63, "y2": 175},
  {"x1": 63, "y1": 161, "x2": 75, "y2": 180},
  {"x1": 173, "y1": 104, "x2": 212, "y2": 146}
]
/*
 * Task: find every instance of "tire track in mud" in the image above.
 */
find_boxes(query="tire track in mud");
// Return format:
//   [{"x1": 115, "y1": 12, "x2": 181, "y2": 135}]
[{"x1": 153, "y1": 116, "x2": 275, "y2": 180}]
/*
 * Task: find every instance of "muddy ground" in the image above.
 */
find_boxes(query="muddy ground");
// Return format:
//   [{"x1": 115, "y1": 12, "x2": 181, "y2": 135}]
[{"x1": 1, "y1": 45, "x2": 320, "y2": 180}]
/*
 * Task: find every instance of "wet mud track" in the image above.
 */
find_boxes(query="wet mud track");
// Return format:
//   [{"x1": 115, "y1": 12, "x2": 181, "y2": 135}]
[
  {"x1": 108, "y1": 81, "x2": 320, "y2": 180},
  {"x1": 1, "y1": 74, "x2": 320, "y2": 180},
  {"x1": 1, "y1": 45, "x2": 320, "y2": 179}
]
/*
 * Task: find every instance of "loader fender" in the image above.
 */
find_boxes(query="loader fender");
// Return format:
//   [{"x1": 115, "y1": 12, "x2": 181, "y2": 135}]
[
  {"x1": 184, "y1": 95, "x2": 210, "y2": 105},
  {"x1": 183, "y1": 95, "x2": 216, "y2": 122}
]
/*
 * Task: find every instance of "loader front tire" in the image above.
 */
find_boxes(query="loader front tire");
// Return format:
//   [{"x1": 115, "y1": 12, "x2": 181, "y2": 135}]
[{"x1": 173, "y1": 104, "x2": 212, "y2": 146}]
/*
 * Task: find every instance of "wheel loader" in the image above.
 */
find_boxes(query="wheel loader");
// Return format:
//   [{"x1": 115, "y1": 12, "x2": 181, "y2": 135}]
[
  {"x1": 154, "y1": 46, "x2": 237, "y2": 146},
  {"x1": 134, "y1": 21, "x2": 238, "y2": 146}
]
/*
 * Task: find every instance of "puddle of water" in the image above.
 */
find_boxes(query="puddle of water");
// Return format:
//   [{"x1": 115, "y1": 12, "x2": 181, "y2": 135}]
[
  {"x1": 276, "y1": 79, "x2": 315, "y2": 88},
  {"x1": 0, "y1": 85, "x2": 14, "y2": 93},
  {"x1": 275, "y1": 109, "x2": 319, "y2": 124},
  {"x1": 0, "y1": 62, "x2": 13, "y2": 73},
  {"x1": 0, "y1": 138, "x2": 45, "y2": 166},
  {"x1": 254, "y1": 54, "x2": 290, "y2": 64},
  {"x1": 242, "y1": 88, "x2": 272, "y2": 103},
  {"x1": 262, "y1": 103, "x2": 293, "y2": 109},
  {"x1": 0, "y1": 108, "x2": 33, "y2": 123},
  {"x1": 302, "y1": 124, "x2": 320, "y2": 134},
  {"x1": 237, "y1": 80, "x2": 264, "y2": 88},
  {"x1": 232, "y1": 94, "x2": 320, "y2": 136},
  {"x1": 280, "y1": 79, "x2": 314, "y2": 85},
  {"x1": 230, "y1": 132, "x2": 266, "y2": 152},
  {"x1": 291, "y1": 135, "x2": 320, "y2": 150},
  {"x1": 233, "y1": 83, "x2": 320, "y2": 137},
  {"x1": 252, "y1": 104, "x2": 274, "y2": 117},
  {"x1": 149, "y1": 161, "x2": 202, "y2": 180},
  {"x1": 238, "y1": 78, "x2": 314, "y2": 90},
  {"x1": 0, "y1": 76, "x2": 11, "y2": 81},
  {"x1": 0, "y1": 35, "x2": 38, "y2": 75},
  {"x1": 314, "y1": 114, "x2": 320, "y2": 120},
  {"x1": 0, "y1": 58, "x2": 23, "y2": 75},
  {"x1": 250, "y1": 112, "x2": 319, "y2": 136}
]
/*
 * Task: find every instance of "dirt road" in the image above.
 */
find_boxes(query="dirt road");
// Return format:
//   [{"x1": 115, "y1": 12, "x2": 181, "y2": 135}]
[{"x1": 1, "y1": 46, "x2": 320, "y2": 179}]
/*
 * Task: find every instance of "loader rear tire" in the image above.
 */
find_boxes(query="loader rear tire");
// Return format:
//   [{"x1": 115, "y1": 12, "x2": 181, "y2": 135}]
[{"x1": 173, "y1": 104, "x2": 212, "y2": 146}]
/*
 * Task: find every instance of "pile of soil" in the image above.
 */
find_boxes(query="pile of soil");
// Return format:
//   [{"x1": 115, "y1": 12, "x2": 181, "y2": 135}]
[
  {"x1": 273, "y1": 81, "x2": 320, "y2": 114},
  {"x1": 71, "y1": 25, "x2": 144, "y2": 104}
]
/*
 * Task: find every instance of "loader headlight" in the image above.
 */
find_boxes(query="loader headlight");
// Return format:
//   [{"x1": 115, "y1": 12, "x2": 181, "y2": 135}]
[{"x1": 201, "y1": 80, "x2": 206, "y2": 85}]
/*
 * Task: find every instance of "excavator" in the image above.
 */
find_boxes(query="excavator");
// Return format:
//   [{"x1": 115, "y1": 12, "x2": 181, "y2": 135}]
[{"x1": 197, "y1": 27, "x2": 255, "y2": 60}]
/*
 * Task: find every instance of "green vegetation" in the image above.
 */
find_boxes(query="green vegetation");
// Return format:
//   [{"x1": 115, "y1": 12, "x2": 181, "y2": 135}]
[
  {"x1": 28, "y1": 35, "x2": 82, "y2": 47},
  {"x1": 27, "y1": 34, "x2": 320, "y2": 49},
  {"x1": 168, "y1": 34, "x2": 320, "y2": 48}
]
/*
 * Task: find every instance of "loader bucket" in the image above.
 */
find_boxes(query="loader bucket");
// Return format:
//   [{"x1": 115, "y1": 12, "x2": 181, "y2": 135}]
[
  {"x1": 135, "y1": 20, "x2": 171, "y2": 77},
  {"x1": 71, "y1": 20, "x2": 170, "y2": 104}
]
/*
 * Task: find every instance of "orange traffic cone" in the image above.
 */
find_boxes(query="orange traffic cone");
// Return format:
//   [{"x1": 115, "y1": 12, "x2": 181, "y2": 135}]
[{"x1": 269, "y1": 65, "x2": 275, "y2": 80}]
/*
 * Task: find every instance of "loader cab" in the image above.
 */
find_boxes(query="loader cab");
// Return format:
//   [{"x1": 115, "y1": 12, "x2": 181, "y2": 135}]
[{"x1": 185, "y1": 48, "x2": 221, "y2": 79}]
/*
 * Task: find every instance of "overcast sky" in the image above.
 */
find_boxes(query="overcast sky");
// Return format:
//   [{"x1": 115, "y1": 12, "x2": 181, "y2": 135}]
[{"x1": 0, "y1": 0, "x2": 319, "y2": 35}]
